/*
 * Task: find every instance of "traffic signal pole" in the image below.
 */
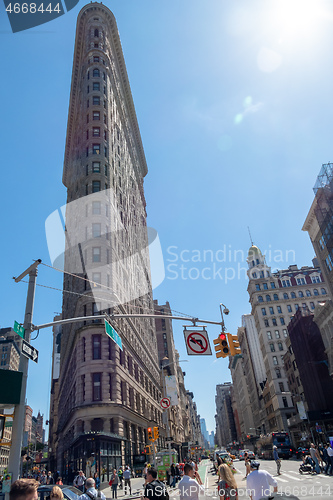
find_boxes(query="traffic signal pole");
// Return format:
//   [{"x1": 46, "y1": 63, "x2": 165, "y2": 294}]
[{"x1": 8, "y1": 260, "x2": 42, "y2": 482}]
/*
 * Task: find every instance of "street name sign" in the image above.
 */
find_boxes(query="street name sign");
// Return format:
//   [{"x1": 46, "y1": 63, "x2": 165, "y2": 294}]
[
  {"x1": 183, "y1": 327, "x2": 212, "y2": 355},
  {"x1": 21, "y1": 340, "x2": 38, "y2": 363},
  {"x1": 13, "y1": 321, "x2": 25, "y2": 339},
  {"x1": 104, "y1": 319, "x2": 123, "y2": 350}
]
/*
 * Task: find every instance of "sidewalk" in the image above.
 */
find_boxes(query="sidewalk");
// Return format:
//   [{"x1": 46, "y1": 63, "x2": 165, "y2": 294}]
[{"x1": 100, "y1": 477, "x2": 145, "y2": 500}]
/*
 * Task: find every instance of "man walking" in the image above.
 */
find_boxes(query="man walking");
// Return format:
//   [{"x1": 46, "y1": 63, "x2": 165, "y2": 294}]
[
  {"x1": 178, "y1": 463, "x2": 204, "y2": 500},
  {"x1": 143, "y1": 467, "x2": 168, "y2": 500},
  {"x1": 74, "y1": 471, "x2": 86, "y2": 492},
  {"x1": 78, "y1": 477, "x2": 105, "y2": 500},
  {"x1": 246, "y1": 460, "x2": 278, "y2": 500},
  {"x1": 273, "y1": 446, "x2": 281, "y2": 475},
  {"x1": 123, "y1": 466, "x2": 131, "y2": 495},
  {"x1": 327, "y1": 442, "x2": 333, "y2": 476},
  {"x1": 309, "y1": 443, "x2": 321, "y2": 474}
]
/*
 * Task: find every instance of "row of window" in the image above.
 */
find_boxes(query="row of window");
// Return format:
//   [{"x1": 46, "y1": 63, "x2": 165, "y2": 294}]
[
  {"x1": 252, "y1": 270, "x2": 270, "y2": 278},
  {"x1": 87, "y1": 68, "x2": 106, "y2": 80},
  {"x1": 261, "y1": 310, "x2": 285, "y2": 324},
  {"x1": 267, "y1": 329, "x2": 288, "y2": 340},
  {"x1": 255, "y1": 275, "x2": 321, "y2": 291},
  {"x1": 87, "y1": 111, "x2": 107, "y2": 123},
  {"x1": 272, "y1": 354, "x2": 284, "y2": 365},
  {"x1": 269, "y1": 342, "x2": 284, "y2": 352},
  {"x1": 86, "y1": 128, "x2": 108, "y2": 140},
  {"x1": 85, "y1": 181, "x2": 108, "y2": 196},
  {"x1": 257, "y1": 288, "x2": 326, "y2": 301},
  {"x1": 86, "y1": 162, "x2": 108, "y2": 176}
]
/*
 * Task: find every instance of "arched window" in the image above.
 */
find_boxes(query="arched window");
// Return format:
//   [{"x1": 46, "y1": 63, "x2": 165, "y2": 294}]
[
  {"x1": 94, "y1": 29, "x2": 99, "y2": 37},
  {"x1": 258, "y1": 296, "x2": 263, "y2": 302},
  {"x1": 266, "y1": 295, "x2": 271, "y2": 302},
  {"x1": 306, "y1": 290, "x2": 311, "y2": 296},
  {"x1": 291, "y1": 292, "x2": 296, "y2": 299},
  {"x1": 252, "y1": 272, "x2": 257, "y2": 278},
  {"x1": 283, "y1": 293, "x2": 288, "y2": 299},
  {"x1": 314, "y1": 289, "x2": 319, "y2": 296},
  {"x1": 274, "y1": 294, "x2": 279, "y2": 301},
  {"x1": 298, "y1": 291, "x2": 304, "y2": 298},
  {"x1": 252, "y1": 260, "x2": 255, "y2": 267},
  {"x1": 93, "y1": 68, "x2": 100, "y2": 78},
  {"x1": 321, "y1": 288, "x2": 327, "y2": 295}
]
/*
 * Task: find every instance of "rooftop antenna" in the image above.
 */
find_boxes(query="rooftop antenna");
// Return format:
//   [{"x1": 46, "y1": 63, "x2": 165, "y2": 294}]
[{"x1": 248, "y1": 226, "x2": 254, "y2": 246}]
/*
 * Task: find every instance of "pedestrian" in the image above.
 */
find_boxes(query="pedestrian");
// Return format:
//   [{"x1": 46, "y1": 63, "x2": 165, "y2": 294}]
[
  {"x1": 9, "y1": 479, "x2": 39, "y2": 500},
  {"x1": 246, "y1": 460, "x2": 278, "y2": 500},
  {"x1": 50, "y1": 486, "x2": 64, "y2": 500},
  {"x1": 123, "y1": 466, "x2": 131, "y2": 495},
  {"x1": 39, "y1": 472, "x2": 47, "y2": 485},
  {"x1": 273, "y1": 446, "x2": 281, "y2": 475},
  {"x1": 170, "y1": 463, "x2": 177, "y2": 488},
  {"x1": 327, "y1": 442, "x2": 333, "y2": 475},
  {"x1": 47, "y1": 472, "x2": 54, "y2": 485},
  {"x1": 74, "y1": 471, "x2": 86, "y2": 492},
  {"x1": 78, "y1": 478, "x2": 105, "y2": 500},
  {"x1": 178, "y1": 463, "x2": 204, "y2": 500},
  {"x1": 109, "y1": 469, "x2": 118, "y2": 499},
  {"x1": 309, "y1": 443, "x2": 321, "y2": 474},
  {"x1": 56, "y1": 477, "x2": 63, "y2": 486},
  {"x1": 321, "y1": 444, "x2": 330, "y2": 474},
  {"x1": 93, "y1": 473, "x2": 100, "y2": 490},
  {"x1": 142, "y1": 467, "x2": 169, "y2": 500},
  {"x1": 118, "y1": 467, "x2": 123, "y2": 489},
  {"x1": 243, "y1": 452, "x2": 251, "y2": 479},
  {"x1": 217, "y1": 463, "x2": 238, "y2": 500}
]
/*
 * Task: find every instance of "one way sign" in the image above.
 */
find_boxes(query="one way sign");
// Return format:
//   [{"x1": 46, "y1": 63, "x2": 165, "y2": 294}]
[{"x1": 21, "y1": 339, "x2": 39, "y2": 364}]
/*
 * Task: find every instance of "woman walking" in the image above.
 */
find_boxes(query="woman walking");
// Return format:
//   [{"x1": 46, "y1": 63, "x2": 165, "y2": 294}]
[
  {"x1": 218, "y1": 463, "x2": 238, "y2": 500},
  {"x1": 110, "y1": 468, "x2": 119, "y2": 499},
  {"x1": 243, "y1": 452, "x2": 251, "y2": 479}
]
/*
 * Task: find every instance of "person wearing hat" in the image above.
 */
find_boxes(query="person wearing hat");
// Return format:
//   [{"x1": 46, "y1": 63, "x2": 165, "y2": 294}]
[
  {"x1": 273, "y1": 446, "x2": 281, "y2": 475},
  {"x1": 246, "y1": 460, "x2": 277, "y2": 500}
]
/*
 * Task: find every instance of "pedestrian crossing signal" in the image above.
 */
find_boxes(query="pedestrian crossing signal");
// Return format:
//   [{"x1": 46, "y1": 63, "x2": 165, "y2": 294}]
[
  {"x1": 227, "y1": 333, "x2": 241, "y2": 356},
  {"x1": 147, "y1": 427, "x2": 153, "y2": 441},
  {"x1": 213, "y1": 333, "x2": 230, "y2": 358}
]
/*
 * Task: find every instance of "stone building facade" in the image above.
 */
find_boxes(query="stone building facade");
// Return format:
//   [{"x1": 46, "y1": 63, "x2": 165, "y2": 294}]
[{"x1": 52, "y1": 3, "x2": 163, "y2": 479}]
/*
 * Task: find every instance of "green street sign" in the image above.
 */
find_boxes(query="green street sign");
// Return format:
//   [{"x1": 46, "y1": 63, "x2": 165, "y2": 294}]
[
  {"x1": 13, "y1": 321, "x2": 25, "y2": 339},
  {"x1": 104, "y1": 320, "x2": 123, "y2": 350}
]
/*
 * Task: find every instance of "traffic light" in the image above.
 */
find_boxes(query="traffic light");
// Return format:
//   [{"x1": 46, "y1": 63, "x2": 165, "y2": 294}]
[
  {"x1": 153, "y1": 426, "x2": 159, "y2": 440},
  {"x1": 144, "y1": 445, "x2": 152, "y2": 454},
  {"x1": 227, "y1": 333, "x2": 241, "y2": 356},
  {"x1": 147, "y1": 427, "x2": 154, "y2": 441},
  {"x1": 213, "y1": 333, "x2": 230, "y2": 358}
]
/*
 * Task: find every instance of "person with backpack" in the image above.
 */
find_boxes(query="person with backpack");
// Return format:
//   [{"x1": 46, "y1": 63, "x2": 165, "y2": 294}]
[
  {"x1": 78, "y1": 477, "x2": 106, "y2": 500},
  {"x1": 143, "y1": 467, "x2": 169, "y2": 500}
]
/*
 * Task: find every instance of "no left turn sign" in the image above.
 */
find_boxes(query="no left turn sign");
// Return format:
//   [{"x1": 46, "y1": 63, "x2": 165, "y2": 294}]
[
  {"x1": 183, "y1": 328, "x2": 212, "y2": 356},
  {"x1": 160, "y1": 397, "x2": 171, "y2": 409}
]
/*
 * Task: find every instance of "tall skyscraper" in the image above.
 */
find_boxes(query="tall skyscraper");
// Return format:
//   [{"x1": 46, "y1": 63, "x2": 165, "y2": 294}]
[{"x1": 52, "y1": 3, "x2": 163, "y2": 478}]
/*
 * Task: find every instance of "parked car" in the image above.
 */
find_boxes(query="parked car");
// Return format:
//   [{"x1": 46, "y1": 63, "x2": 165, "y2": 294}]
[
  {"x1": 38, "y1": 484, "x2": 81, "y2": 500},
  {"x1": 296, "y1": 447, "x2": 309, "y2": 459},
  {"x1": 239, "y1": 449, "x2": 255, "y2": 460}
]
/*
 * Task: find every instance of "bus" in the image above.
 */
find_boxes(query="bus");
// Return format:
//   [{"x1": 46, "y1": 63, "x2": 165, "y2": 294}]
[{"x1": 256, "y1": 432, "x2": 293, "y2": 459}]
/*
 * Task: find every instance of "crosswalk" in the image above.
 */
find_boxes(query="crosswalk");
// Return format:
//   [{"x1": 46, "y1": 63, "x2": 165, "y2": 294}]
[{"x1": 233, "y1": 464, "x2": 333, "y2": 484}]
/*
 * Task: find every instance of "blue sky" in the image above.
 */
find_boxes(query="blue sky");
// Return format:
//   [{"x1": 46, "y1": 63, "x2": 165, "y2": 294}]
[{"x1": 1, "y1": 0, "x2": 332, "y2": 436}]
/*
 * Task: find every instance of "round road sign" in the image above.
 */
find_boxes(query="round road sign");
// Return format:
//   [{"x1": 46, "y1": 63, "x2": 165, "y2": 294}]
[
  {"x1": 160, "y1": 397, "x2": 171, "y2": 409},
  {"x1": 186, "y1": 331, "x2": 209, "y2": 354}
]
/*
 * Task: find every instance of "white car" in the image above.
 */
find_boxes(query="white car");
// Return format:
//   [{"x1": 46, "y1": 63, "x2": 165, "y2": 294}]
[{"x1": 239, "y1": 449, "x2": 255, "y2": 460}]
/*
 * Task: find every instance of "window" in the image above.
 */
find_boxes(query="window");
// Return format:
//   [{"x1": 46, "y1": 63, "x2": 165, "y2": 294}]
[
  {"x1": 287, "y1": 305, "x2": 292, "y2": 313},
  {"x1": 275, "y1": 368, "x2": 281, "y2": 378},
  {"x1": 87, "y1": 113, "x2": 89, "y2": 123},
  {"x1": 264, "y1": 319, "x2": 269, "y2": 327},
  {"x1": 258, "y1": 296, "x2": 263, "y2": 302},
  {"x1": 269, "y1": 307, "x2": 274, "y2": 315},
  {"x1": 92, "y1": 201, "x2": 101, "y2": 214},
  {"x1": 104, "y1": 130, "x2": 108, "y2": 141},
  {"x1": 92, "y1": 334, "x2": 101, "y2": 359},
  {"x1": 93, "y1": 144, "x2": 100, "y2": 155},
  {"x1": 94, "y1": 29, "x2": 99, "y2": 37},
  {"x1": 105, "y1": 164, "x2": 108, "y2": 176},
  {"x1": 277, "y1": 342, "x2": 283, "y2": 351},
  {"x1": 273, "y1": 356, "x2": 278, "y2": 365},
  {"x1": 270, "y1": 343, "x2": 275, "y2": 352},
  {"x1": 92, "y1": 223, "x2": 101, "y2": 238},
  {"x1": 297, "y1": 277, "x2": 306, "y2": 285},
  {"x1": 314, "y1": 289, "x2": 319, "y2": 295},
  {"x1": 260, "y1": 271, "x2": 265, "y2": 278},
  {"x1": 311, "y1": 275, "x2": 321, "y2": 283},
  {"x1": 282, "y1": 279, "x2": 291, "y2": 287},
  {"x1": 256, "y1": 284, "x2": 261, "y2": 291},
  {"x1": 86, "y1": 147, "x2": 89, "y2": 157},
  {"x1": 263, "y1": 283, "x2": 268, "y2": 290},
  {"x1": 93, "y1": 56, "x2": 99, "y2": 62},
  {"x1": 295, "y1": 304, "x2": 299, "y2": 310},
  {"x1": 310, "y1": 302, "x2": 315, "y2": 310},
  {"x1": 92, "y1": 180, "x2": 101, "y2": 192},
  {"x1": 306, "y1": 290, "x2": 311, "y2": 296},
  {"x1": 104, "y1": 114, "x2": 107, "y2": 124},
  {"x1": 277, "y1": 306, "x2": 282, "y2": 314},
  {"x1": 298, "y1": 291, "x2": 304, "y2": 298},
  {"x1": 93, "y1": 127, "x2": 100, "y2": 137},
  {"x1": 261, "y1": 308, "x2": 267, "y2": 316},
  {"x1": 94, "y1": 43, "x2": 99, "y2": 48},
  {"x1": 252, "y1": 272, "x2": 257, "y2": 278},
  {"x1": 93, "y1": 68, "x2": 100, "y2": 77},
  {"x1": 93, "y1": 111, "x2": 100, "y2": 121},
  {"x1": 283, "y1": 329, "x2": 288, "y2": 338},
  {"x1": 93, "y1": 82, "x2": 100, "y2": 91},
  {"x1": 275, "y1": 330, "x2": 280, "y2": 339},
  {"x1": 280, "y1": 317, "x2": 285, "y2": 325},
  {"x1": 302, "y1": 303, "x2": 307, "y2": 308},
  {"x1": 271, "y1": 282, "x2": 276, "y2": 289},
  {"x1": 87, "y1": 71, "x2": 90, "y2": 80},
  {"x1": 291, "y1": 292, "x2": 296, "y2": 298},
  {"x1": 267, "y1": 331, "x2": 272, "y2": 340},
  {"x1": 282, "y1": 397, "x2": 288, "y2": 408},
  {"x1": 86, "y1": 165, "x2": 89, "y2": 176},
  {"x1": 92, "y1": 373, "x2": 102, "y2": 401},
  {"x1": 93, "y1": 247, "x2": 101, "y2": 262},
  {"x1": 104, "y1": 146, "x2": 107, "y2": 157},
  {"x1": 87, "y1": 99, "x2": 89, "y2": 108},
  {"x1": 93, "y1": 96, "x2": 100, "y2": 106},
  {"x1": 279, "y1": 382, "x2": 284, "y2": 392},
  {"x1": 273, "y1": 294, "x2": 278, "y2": 301},
  {"x1": 321, "y1": 288, "x2": 327, "y2": 295},
  {"x1": 92, "y1": 161, "x2": 100, "y2": 173},
  {"x1": 87, "y1": 86, "x2": 89, "y2": 94},
  {"x1": 272, "y1": 318, "x2": 277, "y2": 326},
  {"x1": 266, "y1": 295, "x2": 271, "y2": 302},
  {"x1": 92, "y1": 272, "x2": 101, "y2": 288},
  {"x1": 283, "y1": 293, "x2": 289, "y2": 299}
]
